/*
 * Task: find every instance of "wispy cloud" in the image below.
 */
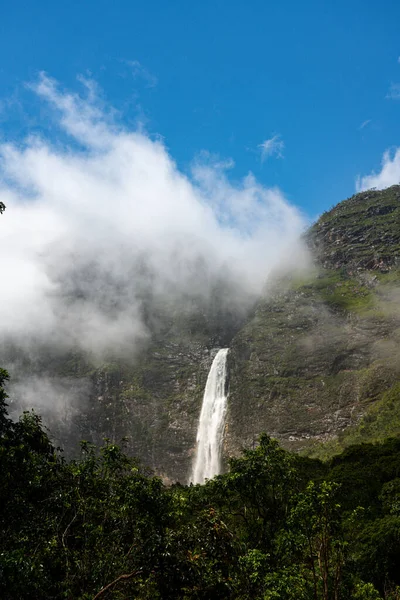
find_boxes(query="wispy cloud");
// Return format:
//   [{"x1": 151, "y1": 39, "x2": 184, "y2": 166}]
[
  {"x1": 258, "y1": 134, "x2": 284, "y2": 161},
  {"x1": 359, "y1": 119, "x2": 371, "y2": 130},
  {"x1": 125, "y1": 60, "x2": 158, "y2": 88},
  {"x1": 356, "y1": 148, "x2": 400, "y2": 191},
  {"x1": 386, "y1": 83, "x2": 400, "y2": 100}
]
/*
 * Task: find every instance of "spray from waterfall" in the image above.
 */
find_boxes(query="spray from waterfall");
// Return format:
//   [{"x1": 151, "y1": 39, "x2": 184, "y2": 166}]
[{"x1": 190, "y1": 348, "x2": 229, "y2": 485}]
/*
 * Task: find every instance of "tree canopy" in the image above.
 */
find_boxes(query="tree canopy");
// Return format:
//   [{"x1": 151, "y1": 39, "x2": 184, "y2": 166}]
[{"x1": 1, "y1": 369, "x2": 400, "y2": 599}]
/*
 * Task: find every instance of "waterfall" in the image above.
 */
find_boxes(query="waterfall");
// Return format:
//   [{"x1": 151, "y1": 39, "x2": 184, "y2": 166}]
[{"x1": 190, "y1": 348, "x2": 229, "y2": 485}]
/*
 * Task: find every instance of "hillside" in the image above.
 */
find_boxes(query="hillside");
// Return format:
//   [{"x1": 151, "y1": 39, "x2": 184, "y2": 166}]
[
  {"x1": 226, "y1": 185, "x2": 400, "y2": 460},
  {"x1": 4, "y1": 185, "x2": 400, "y2": 480}
]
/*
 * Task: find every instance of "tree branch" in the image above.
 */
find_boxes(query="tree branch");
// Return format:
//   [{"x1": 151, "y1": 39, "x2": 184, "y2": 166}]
[{"x1": 93, "y1": 569, "x2": 142, "y2": 599}]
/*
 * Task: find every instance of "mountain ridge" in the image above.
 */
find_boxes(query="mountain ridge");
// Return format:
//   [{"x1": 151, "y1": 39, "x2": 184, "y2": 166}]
[
  {"x1": 226, "y1": 185, "x2": 400, "y2": 462},
  {"x1": 4, "y1": 185, "x2": 400, "y2": 481}
]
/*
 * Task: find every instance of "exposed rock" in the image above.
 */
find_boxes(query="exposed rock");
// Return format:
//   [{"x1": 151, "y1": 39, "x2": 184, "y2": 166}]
[
  {"x1": 226, "y1": 185, "x2": 400, "y2": 459},
  {"x1": 5, "y1": 185, "x2": 400, "y2": 479}
]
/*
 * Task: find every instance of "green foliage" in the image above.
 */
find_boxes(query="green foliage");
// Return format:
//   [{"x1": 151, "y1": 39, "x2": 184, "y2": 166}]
[
  {"x1": 304, "y1": 377, "x2": 400, "y2": 462},
  {"x1": 380, "y1": 479, "x2": 400, "y2": 515},
  {"x1": 2, "y1": 369, "x2": 400, "y2": 599},
  {"x1": 332, "y1": 384, "x2": 400, "y2": 450},
  {"x1": 280, "y1": 480, "x2": 350, "y2": 600},
  {"x1": 352, "y1": 582, "x2": 383, "y2": 600},
  {"x1": 291, "y1": 269, "x2": 376, "y2": 314}
]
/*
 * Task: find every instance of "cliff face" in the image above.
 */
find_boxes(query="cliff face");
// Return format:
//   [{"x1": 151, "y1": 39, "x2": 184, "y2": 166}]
[
  {"x1": 226, "y1": 185, "x2": 400, "y2": 459},
  {"x1": 5, "y1": 185, "x2": 400, "y2": 480},
  {"x1": 80, "y1": 340, "x2": 215, "y2": 483},
  {"x1": 72, "y1": 301, "x2": 247, "y2": 482},
  {"x1": 307, "y1": 186, "x2": 400, "y2": 271},
  {"x1": 5, "y1": 291, "x2": 246, "y2": 483}
]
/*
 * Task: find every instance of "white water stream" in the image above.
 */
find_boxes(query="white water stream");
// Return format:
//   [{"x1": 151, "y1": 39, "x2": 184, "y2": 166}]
[{"x1": 190, "y1": 348, "x2": 229, "y2": 484}]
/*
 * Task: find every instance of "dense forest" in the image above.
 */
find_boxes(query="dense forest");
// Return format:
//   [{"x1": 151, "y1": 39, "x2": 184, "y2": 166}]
[{"x1": 2, "y1": 367, "x2": 400, "y2": 600}]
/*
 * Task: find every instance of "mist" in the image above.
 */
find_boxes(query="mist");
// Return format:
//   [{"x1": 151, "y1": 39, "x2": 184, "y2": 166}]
[{"x1": 0, "y1": 74, "x2": 307, "y2": 359}]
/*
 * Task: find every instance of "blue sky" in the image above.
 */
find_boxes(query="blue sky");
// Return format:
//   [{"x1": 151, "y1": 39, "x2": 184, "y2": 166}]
[{"x1": 1, "y1": 0, "x2": 400, "y2": 218}]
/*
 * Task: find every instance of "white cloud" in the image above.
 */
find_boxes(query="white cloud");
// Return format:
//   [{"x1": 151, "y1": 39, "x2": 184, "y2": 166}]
[
  {"x1": 356, "y1": 148, "x2": 400, "y2": 191},
  {"x1": 258, "y1": 134, "x2": 284, "y2": 161},
  {"x1": 8, "y1": 376, "x2": 91, "y2": 423},
  {"x1": 125, "y1": 60, "x2": 158, "y2": 88},
  {"x1": 0, "y1": 75, "x2": 306, "y2": 363},
  {"x1": 359, "y1": 119, "x2": 371, "y2": 130},
  {"x1": 30, "y1": 71, "x2": 116, "y2": 147},
  {"x1": 386, "y1": 83, "x2": 400, "y2": 100}
]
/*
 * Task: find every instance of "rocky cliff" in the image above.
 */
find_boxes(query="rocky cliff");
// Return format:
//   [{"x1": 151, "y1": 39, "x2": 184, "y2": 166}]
[
  {"x1": 5, "y1": 185, "x2": 400, "y2": 481},
  {"x1": 4, "y1": 288, "x2": 247, "y2": 483},
  {"x1": 226, "y1": 185, "x2": 400, "y2": 460}
]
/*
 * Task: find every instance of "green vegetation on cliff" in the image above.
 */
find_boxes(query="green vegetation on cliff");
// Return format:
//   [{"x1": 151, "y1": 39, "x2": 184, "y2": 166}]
[
  {"x1": 226, "y1": 185, "x2": 400, "y2": 461},
  {"x1": 307, "y1": 382, "x2": 400, "y2": 460},
  {"x1": 308, "y1": 185, "x2": 400, "y2": 270}
]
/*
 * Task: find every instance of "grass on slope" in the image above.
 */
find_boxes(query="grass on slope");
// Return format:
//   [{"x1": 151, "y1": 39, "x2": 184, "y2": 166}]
[
  {"x1": 291, "y1": 269, "x2": 376, "y2": 314},
  {"x1": 306, "y1": 382, "x2": 400, "y2": 460}
]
